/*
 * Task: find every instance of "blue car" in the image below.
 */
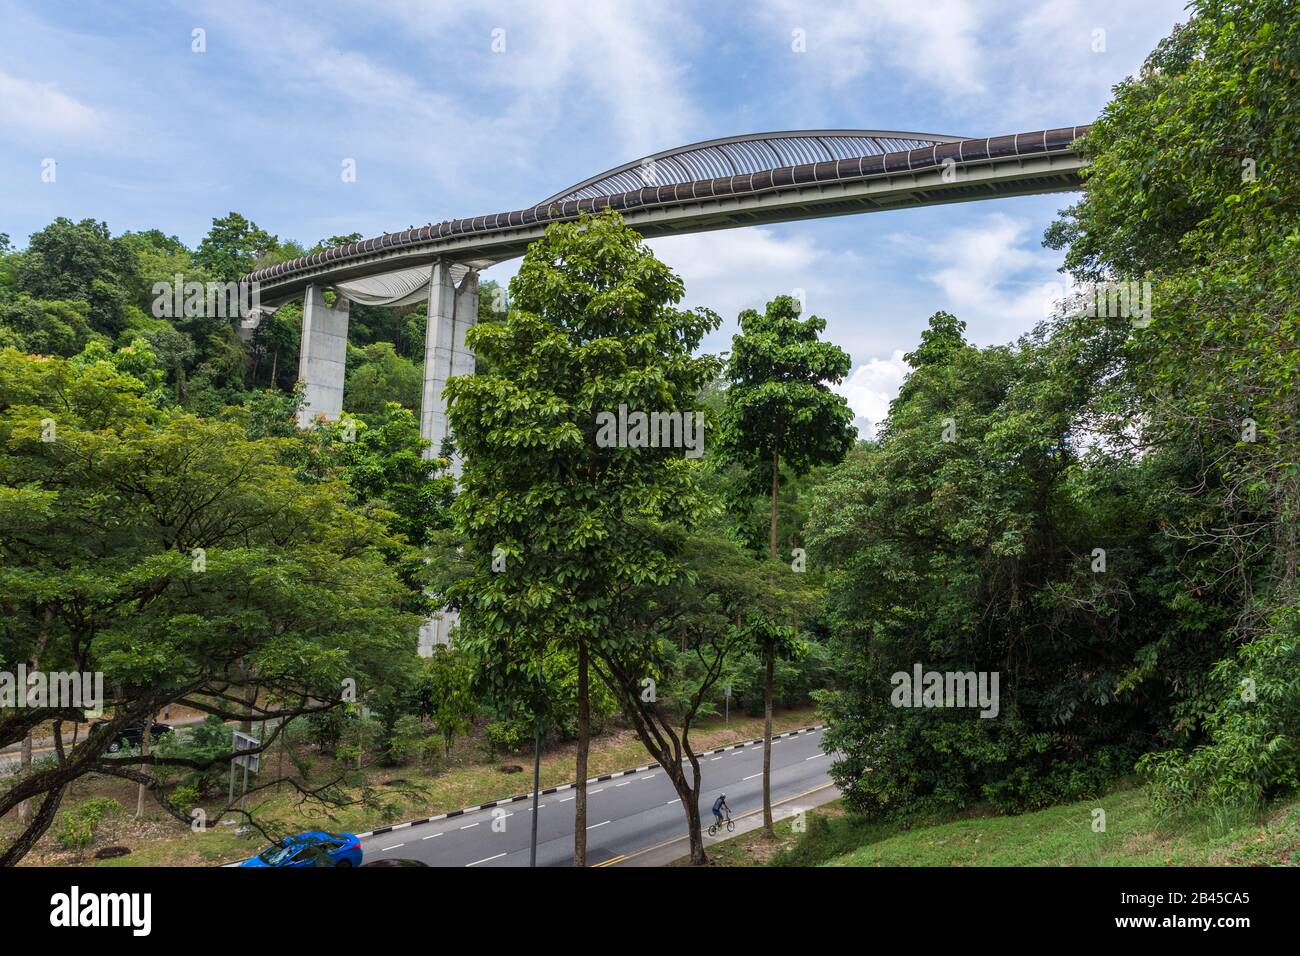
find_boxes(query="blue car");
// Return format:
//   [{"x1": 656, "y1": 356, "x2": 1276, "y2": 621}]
[{"x1": 241, "y1": 831, "x2": 363, "y2": 868}]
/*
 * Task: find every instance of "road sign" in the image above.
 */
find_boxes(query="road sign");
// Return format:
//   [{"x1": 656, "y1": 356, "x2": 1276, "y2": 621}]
[
  {"x1": 724, "y1": 686, "x2": 732, "y2": 698},
  {"x1": 232, "y1": 731, "x2": 260, "y2": 773}
]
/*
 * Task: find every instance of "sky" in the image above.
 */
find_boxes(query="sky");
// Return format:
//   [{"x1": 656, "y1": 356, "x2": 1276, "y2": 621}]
[{"x1": 0, "y1": 0, "x2": 1191, "y2": 436}]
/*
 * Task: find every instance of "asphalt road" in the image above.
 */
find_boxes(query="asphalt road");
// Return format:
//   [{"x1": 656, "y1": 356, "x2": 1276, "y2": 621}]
[{"x1": 358, "y1": 727, "x2": 833, "y2": 867}]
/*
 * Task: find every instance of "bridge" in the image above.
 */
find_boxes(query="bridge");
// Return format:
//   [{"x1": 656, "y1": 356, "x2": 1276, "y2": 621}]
[{"x1": 241, "y1": 125, "x2": 1088, "y2": 648}]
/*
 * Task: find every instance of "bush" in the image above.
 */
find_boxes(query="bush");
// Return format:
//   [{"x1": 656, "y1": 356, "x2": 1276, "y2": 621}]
[
  {"x1": 482, "y1": 720, "x2": 532, "y2": 757},
  {"x1": 307, "y1": 708, "x2": 352, "y2": 756},
  {"x1": 379, "y1": 715, "x2": 426, "y2": 767},
  {"x1": 57, "y1": 797, "x2": 122, "y2": 852},
  {"x1": 1139, "y1": 607, "x2": 1300, "y2": 816},
  {"x1": 168, "y1": 784, "x2": 202, "y2": 816},
  {"x1": 821, "y1": 692, "x2": 1138, "y2": 821}
]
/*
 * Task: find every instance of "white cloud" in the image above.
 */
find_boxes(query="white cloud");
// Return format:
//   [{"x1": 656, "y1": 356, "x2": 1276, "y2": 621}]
[
  {"x1": 836, "y1": 349, "x2": 910, "y2": 439},
  {"x1": 0, "y1": 70, "x2": 101, "y2": 137},
  {"x1": 756, "y1": 0, "x2": 984, "y2": 93},
  {"x1": 646, "y1": 226, "x2": 864, "y2": 352},
  {"x1": 360, "y1": 0, "x2": 700, "y2": 164},
  {"x1": 905, "y1": 212, "x2": 1062, "y2": 342}
]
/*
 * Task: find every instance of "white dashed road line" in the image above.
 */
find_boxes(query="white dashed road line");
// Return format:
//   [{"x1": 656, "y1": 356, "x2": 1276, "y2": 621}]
[{"x1": 466, "y1": 852, "x2": 507, "y2": 867}]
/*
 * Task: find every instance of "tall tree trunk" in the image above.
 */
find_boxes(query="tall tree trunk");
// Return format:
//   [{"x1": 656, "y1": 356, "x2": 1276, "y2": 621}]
[
  {"x1": 17, "y1": 735, "x2": 32, "y2": 823},
  {"x1": 762, "y1": 650, "x2": 775, "y2": 836},
  {"x1": 769, "y1": 441, "x2": 781, "y2": 560},
  {"x1": 135, "y1": 721, "x2": 151, "y2": 819},
  {"x1": 675, "y1": 771, "x2": 707, "y2": 865},
  {"x1": 574, "y1": 638, "x2": 590, "y2": 867}
]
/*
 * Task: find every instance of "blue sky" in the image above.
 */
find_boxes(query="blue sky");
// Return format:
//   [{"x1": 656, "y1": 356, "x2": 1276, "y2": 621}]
[{"x1": 1, "y1": 0, "x2": 1189, "y2": 433}]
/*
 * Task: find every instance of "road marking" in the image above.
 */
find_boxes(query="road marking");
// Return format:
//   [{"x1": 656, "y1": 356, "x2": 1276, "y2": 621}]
[
  {"x1": 466, "y1": 852, "x2": 507, "y2": 867},
  {"x1": 528, "y1": 804, "x2": 546, "y2": 811},
  {"x1": 381, "y1": 843, "x2": 405, "y2": 851},
  {"x1": 743, "y1": 772, "x2": 762, "y2": 780},
  {"x1": 421, "y1": 832, "x2": 443, "y2": 841},
  {"x1": 666, "y1": 799, "x2": 678, "y2": 805},
  {"x1": 587, "y1": 820, "x2": 610, "y2": 830},
  {"x1": 590, "y1": 787, "x2": 605, "y2": 794},
  {"x1": 615, "y1": 781, "x2": 631, "y2": 787},
  {"x1": 710, "y1": 756, "x2": 723, "y2": 761},
  {"x1": 461, "y1": 822, "x2": 479, "y2": 829},
  {"x1": 559, "y1": 795, "x2": 574, "y2": 802},
  {"x1": 642, "y1": 774, "x2": 656, "y2": 780},
  {"x1": 593, "y1": 854, "x2": 626, "y2": 867},
  {"x1": 805, "y1": 752, "x2": 826, "y2": 761}
]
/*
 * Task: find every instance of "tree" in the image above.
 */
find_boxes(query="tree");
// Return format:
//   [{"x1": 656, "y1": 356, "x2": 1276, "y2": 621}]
[
  {"x1": 15, "y1": 219, "x2": 139, "y2": 338},
  {"x1": 445, "y1": 211, "x2": 719, "y2": 865},
  {"x1": 413, "y1": 645, "x2": 477, "y2": 757},
  {"x1": 1044, "y1": 0, "x2": 1300, "y2": 811},
  {"x1": 344, "y1": 342, "x2": 423, "y2": 414},
  {"x1": 194, "y1": 212, "x2": 278, "y2": 282},
  {"x1": 805, "y1": 310, "x2": 1186, "y2": 819},
  {"x1": 718, "y1": 294, "x2": 854, "y2": 833},
  {"x1": 0, "y1": 346, "x2": 416, "y2": 863},
  {"x1": 0, "y1": 297, "x2": 98, "y2": 357}
]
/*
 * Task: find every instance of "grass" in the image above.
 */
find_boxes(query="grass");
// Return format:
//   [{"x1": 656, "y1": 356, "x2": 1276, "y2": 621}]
[
  {"x1": 696, "y1": 782, "x2": 1300, "y2": 867},
  {"x1": 4, "y1": 705, "x2": 820, "y2": 867}
]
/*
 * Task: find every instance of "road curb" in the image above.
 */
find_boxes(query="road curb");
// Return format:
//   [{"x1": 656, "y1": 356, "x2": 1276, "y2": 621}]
[{"x1": 356, "y1": 724, "x2": 826, "y2": 839}]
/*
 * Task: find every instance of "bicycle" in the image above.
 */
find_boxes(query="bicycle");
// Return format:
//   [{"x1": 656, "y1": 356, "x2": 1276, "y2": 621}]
[{"x1": 707, "y1": 815, "x2": 735, "y2": 836}]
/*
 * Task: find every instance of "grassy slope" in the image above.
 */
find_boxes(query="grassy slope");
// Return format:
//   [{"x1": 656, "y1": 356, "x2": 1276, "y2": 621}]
[{"x1": 699, "y1": 783, "x2": 1300, "y2": 867}]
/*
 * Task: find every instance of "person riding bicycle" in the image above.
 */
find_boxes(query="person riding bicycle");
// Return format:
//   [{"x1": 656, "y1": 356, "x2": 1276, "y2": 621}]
[{"x1": 712, "y1": 794, "x2": 731, "y2": 827}]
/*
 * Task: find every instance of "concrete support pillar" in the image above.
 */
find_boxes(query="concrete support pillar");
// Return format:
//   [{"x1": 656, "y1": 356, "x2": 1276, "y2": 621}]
[
  {"x1": 418, "y1": 612, "x2": 455, "y2": 657},
  {"x1": 419, "y1": 262, "x2": 478, "y2": 471},
  {"x1": 296, "y1": 284, "x2": 350, "y2": 428},
  {"x1": 418, "y1": 262, "x2": 477, "y2": 655}
]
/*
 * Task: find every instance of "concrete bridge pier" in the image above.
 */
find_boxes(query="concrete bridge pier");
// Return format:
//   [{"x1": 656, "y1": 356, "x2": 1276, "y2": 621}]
[
  {"x1": 296, "y1": 283, "x2": 350, "y2": 428},
  {"x1": 419, "y1": 261, "x2": 478, "y2": 472},
  {"x1": 418, "y1": 261, "x2": 478, "y2": 655}
]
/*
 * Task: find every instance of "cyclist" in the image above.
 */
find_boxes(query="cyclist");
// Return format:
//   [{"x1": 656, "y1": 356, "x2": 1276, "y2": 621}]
[{"x1": 711, "y1": 793, "x2": 731, "y2": 829}]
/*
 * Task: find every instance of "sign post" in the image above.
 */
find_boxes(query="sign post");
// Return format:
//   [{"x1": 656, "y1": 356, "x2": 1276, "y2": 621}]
[
  {"x1": 231, "y1": 731, "x2": 260, "y2": 819},
  {"x1": 724, "y1": 685, "x2": 731, "y2": 725}
]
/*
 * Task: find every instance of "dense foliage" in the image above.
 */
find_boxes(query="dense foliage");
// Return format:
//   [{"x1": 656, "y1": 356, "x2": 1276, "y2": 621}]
[{"x1": 812, "y1": 0, "x2": 1297, "y2": 820}]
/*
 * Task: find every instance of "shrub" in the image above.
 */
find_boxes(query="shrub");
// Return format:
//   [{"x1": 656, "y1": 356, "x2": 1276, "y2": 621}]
[
  {"x1": 1139, "y1": 607, "x2": 1300, "y2": 816},
  {"x1": 482, "y1": 720, "x2": 531, "y2": 757},
  {"x1": 168, "y1": 784, "x2": 202, "y2": 816},
  {"x1": 57, "y1": 797, "x2": 122, "y2": 852},
  {"x1": 379, "y1": 715, "x2": 426, "y2": 766}
]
